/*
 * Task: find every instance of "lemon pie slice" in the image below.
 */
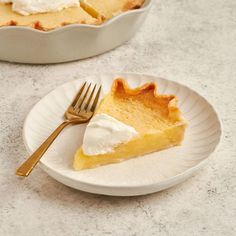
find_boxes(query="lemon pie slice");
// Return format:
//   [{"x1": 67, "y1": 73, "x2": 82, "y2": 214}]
[{"x1": 73, "y1": 79, "x2": 187, "y2": 170}]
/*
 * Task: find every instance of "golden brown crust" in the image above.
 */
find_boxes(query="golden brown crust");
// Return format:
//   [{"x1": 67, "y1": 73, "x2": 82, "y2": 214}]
[
  {"x1": 112, "y1": 78, "x2": 184, "y2": 122},
  {"x1": 123, "y1": 0, "x2": 145, "y2": 11},
  {"x1": 8, "y1": 20, "x2": 17, "y2": 26}
]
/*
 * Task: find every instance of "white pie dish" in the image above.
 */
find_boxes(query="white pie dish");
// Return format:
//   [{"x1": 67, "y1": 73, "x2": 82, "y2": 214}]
[
  {"x1": 23, "y1": 73, "x2": 222, "y2": 196},
  {"x1": 0, "y1": 0, "x2": 152, "y2": 64}
]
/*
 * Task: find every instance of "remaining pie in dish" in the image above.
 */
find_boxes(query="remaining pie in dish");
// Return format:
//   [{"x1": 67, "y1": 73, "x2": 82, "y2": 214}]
[
  {"x1": 0, "y1": 0, "x2": 145, "y2": 31},
  {"x1": 73, "y1": 79, "x2": 187, "y2": 170},
  {"x1": 0, "y1": 3, "x2": 99, "y2": 31}
]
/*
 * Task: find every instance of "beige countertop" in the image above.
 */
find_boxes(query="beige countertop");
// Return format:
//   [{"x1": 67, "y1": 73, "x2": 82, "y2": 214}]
[{"x1": 0, "y1": 0, "x2": 236, "y2": 235}]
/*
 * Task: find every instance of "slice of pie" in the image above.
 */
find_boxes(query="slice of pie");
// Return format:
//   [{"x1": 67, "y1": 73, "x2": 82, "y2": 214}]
[
  {"x1": 0, "y1": 3, "x2": 99, "y2": 31},
  {"x1": 73, "y1": 78, "x2": 187, "y2": 170}
]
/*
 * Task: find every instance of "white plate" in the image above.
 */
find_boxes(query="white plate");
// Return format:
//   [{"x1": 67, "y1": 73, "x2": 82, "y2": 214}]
[{"x1": 23, "y1": 73, "x2": 222, "y2": 196}]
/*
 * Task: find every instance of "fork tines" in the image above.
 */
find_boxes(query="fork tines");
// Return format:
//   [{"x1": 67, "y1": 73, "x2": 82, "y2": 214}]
[{"x1": 72, "y1": 82, "x2": 102, "y2": 112}]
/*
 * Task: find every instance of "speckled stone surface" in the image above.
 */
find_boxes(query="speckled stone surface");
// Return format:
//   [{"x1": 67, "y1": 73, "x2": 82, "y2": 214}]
[{"x1": 0, "y1": 0, "x2": 236, "y2": 235}]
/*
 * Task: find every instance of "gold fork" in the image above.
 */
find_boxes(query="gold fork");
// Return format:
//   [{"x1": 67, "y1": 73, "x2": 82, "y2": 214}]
[{"x1": 16, "y1": 82, "x2": 102, "y2": 177}]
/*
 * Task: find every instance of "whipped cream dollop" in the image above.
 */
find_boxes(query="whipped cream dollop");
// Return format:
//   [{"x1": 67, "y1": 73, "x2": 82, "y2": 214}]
[
  {"x1": 1, "y1": 0, "x2": 80, "y2": 16},
  {"x1": 83, "y1": 113, "x2": 139, "y2": 156}
]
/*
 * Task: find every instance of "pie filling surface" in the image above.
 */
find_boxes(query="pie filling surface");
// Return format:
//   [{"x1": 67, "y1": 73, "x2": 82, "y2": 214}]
[
  {"x1": 0, "y1": 3, "x2": 98, "y2": 30},
  {"x1": 73, "y1": 78, "x2": 187, "y2": 170},
  {"x1": 0, "y1": 0, "x2": 145, "y2": 30}
]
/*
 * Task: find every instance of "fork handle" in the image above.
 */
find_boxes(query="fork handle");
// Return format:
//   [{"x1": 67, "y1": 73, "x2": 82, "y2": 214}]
[{"x1": 16, "y1": 121, "x2": 71, "y2": 177}]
